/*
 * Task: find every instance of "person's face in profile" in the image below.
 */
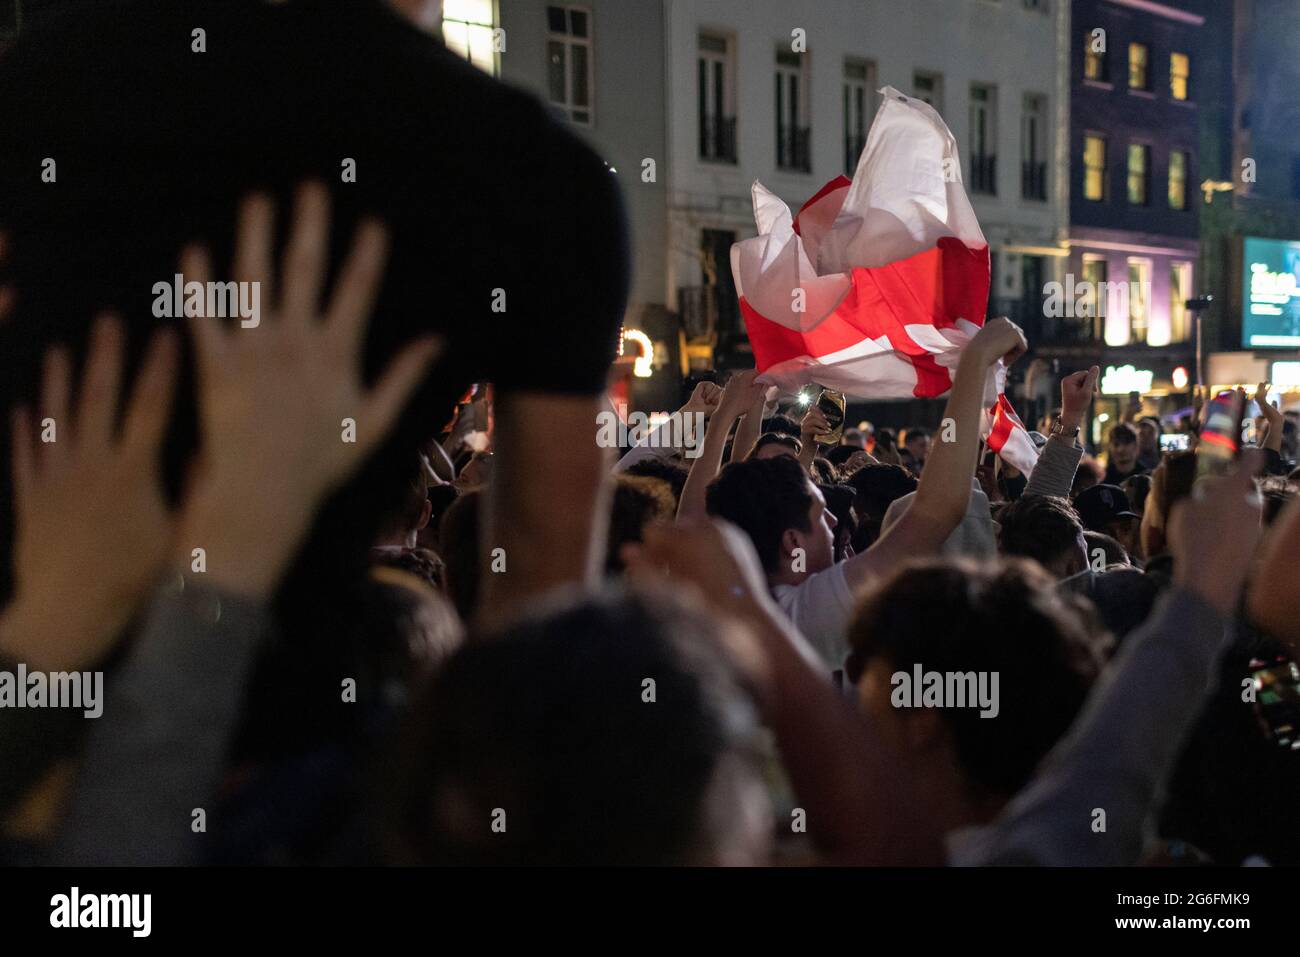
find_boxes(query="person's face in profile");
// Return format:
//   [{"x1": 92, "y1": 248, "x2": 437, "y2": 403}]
[
  {"x1": 789, "y1": 480, "x2": 836, "y2": 574},
  {"x1": 905, "y1": 435, "x2": 930, "y2": 464}
]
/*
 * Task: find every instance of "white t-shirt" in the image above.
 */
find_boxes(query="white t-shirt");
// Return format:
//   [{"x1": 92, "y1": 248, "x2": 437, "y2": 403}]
[{"x1": 771, "y1": 561, "x2": 855, "y2": 670}]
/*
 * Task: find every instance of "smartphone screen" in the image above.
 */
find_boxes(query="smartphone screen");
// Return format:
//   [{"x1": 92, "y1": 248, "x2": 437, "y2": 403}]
[
  {"x1": 816, "y1": 389, "x2": 846, "y2": 444},
  {"x1": 1250, "y1": 655, "x2": 1300, "y2": 751},
  {"x1": 1196, "y1": 390, "x2": 1244, "y2": 479},
  {"x1": 1159, "y1": 433, "x2": 1190, "y2": 453}
]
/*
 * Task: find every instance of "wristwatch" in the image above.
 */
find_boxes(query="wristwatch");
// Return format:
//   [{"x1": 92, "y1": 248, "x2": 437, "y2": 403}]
[{"x1": 1048, "y1": 414, "x2": 1080, "y2": 442}]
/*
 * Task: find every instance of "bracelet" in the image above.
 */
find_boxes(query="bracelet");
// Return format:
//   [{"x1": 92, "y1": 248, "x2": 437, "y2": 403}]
[{"x1": 1049, "y1": 415, "x2": 1080, "y2": 440}]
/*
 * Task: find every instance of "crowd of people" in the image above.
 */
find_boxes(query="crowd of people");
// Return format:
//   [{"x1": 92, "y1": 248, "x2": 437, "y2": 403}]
[{"x1": 1, "y1": 0, "x2": 1299, "y2": 870}]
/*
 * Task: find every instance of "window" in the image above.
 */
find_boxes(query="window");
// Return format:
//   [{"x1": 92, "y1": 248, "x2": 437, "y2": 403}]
[
  {"x1": 1084, "y1": 29, "x2": 1108, "y2": 82},
  {"x1": 698, "y1": 34, "x2": 736, "y2": 163},
  {"x1": 776, "y1": 49, "x2": 811, "y2": 172},
  {"x1": 1128, "y1": 258, "x2": 1152, "y2": 344},
  {"x1": 1127, "y1": 143, "x2": 1150, "y2": 205},
  {"x1": 546, "y1": 6, "x2": 593, "y2": 124},
  {"x1": 969, "y1": 84, "x2": 997, "y2": 195},
  {"x1": 1129, "y1": 42, "x2": 1149, "y2": 90},
  {"x1": 1168, "y1": 149, "x2": 1188, "y2": 210},
  {"x1": 1084, "y1": 134, "x2": 1107, "y2": 201},
  {"x1": 442, "y1": 0, "x2": 498, "y2": 76},
  {"x1": 1082, "y1": 256, "x2": 1108, "y2": 340},
  {"x1": 1170, "y1": 51, "x2": 1190, "y2": 100},
  {"x1": 1021, "y1": 93, "x2": 1047, "y2": 200},
  {"x1": 913, "y1": 71, "x2": 943, "y2": 113},
  {"x1": 1170, "y1": 262, "x2": 1192, "y2": 343},
  {"x1": 843, "y1": 59, "x2": 875, "y2": 176}
]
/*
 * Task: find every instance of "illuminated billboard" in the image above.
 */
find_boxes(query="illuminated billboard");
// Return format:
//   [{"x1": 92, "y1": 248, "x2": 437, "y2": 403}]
[{"x1": 1244, "y1": 236, "x2": 1300, "y2": 348}]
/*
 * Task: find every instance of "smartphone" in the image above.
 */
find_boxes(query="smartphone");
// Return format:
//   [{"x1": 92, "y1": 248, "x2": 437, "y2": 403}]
[
  {"x1": 815, "y1": 388, "x2": 846, "y2": 444},
  {"x1": 1159, "y1": 433, "x2": 1190, "y2": 453},
  {"x1": 1250, "y1": 655, "x2": 1300, "y2": 751},
  {"x1": 1196, "y1": 390, "x2": 1244, "y2": 479}
]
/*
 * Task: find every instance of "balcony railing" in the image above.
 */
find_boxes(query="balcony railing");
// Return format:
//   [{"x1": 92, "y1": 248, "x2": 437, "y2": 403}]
[
  {"x1": 1022, "y1": 160, "x2": 1048, "y2": 201},
  {"x1": 970, "y1": 154, "x2": 997, "y2": 195},
  {"x1": 777, "y1": 125, "x2": 812, "y2": 173},
  {"x1": 699, "y1": 115, "x2": 737, "y2": 164}
]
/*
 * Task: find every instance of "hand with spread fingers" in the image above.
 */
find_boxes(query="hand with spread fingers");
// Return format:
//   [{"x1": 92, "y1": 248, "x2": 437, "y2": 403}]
[
  {"x1": 2, "y1": 317, "x2": 180, "y2": 670},
  {"x1": 179, "y1": 183, "x2": 442, "y2": 597}
]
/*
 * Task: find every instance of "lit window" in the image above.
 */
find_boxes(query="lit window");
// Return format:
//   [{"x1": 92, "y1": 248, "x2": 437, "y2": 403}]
[
  {"x1": 546, "y1": 6, "x2": 593, "y2": 124},
  {"x1": 1083, "y1": 256, "x2": 1108, "y2": 340},
  {"x1": 1083, "y1": 30, "x2": 1107, "y2": 81},
  {"x1": 1129, "y1": 42, "x2": 1149, "y2": 90},
  {"x1": 1084, "y1": 135, "x2": 1106, "y2": 201},
  {"x1": 442, "y1": 0, "x2": 498, "y2": 76},
  {"x1": 1127, "y1": 143, "x2": 1149, "y2": 205},
  {"x1": 1128, "y1": 259, "x2": 1152, "y2": 344},
  {"x1": 1170, "y1": 262, "x2": 1192, "y2": 342},
  {"x1": 1168, "y1": 149, "x2": 1188, "y2": 210},
  {"x1": 1170, "y1": 52, "x2": 1190, "y2": 100}
]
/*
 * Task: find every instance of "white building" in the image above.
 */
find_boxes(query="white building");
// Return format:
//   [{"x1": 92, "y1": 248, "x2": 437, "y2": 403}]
[{"x1": 459, "y1": 0, "x2": 1071, "y2": 404}]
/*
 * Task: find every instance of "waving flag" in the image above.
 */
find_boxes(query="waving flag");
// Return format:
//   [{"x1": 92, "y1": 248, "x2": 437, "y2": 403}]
[{"x1": 730, "y1": 86, "x2": 1038, "y2": 475}]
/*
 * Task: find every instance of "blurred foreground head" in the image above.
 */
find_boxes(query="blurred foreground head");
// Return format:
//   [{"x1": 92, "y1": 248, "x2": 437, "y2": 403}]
[{"x1": 389, "y1": 586, "x2": 771, "y2": 865}]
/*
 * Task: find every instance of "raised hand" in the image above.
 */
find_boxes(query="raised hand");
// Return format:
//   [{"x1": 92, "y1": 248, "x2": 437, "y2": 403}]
[
  {"x1": 1060, "y1": 366, "x2": 1099, "y2": 433},
  {"x1": 969, "y1": 316, "x2": 1028, "y2": 369},
  {"x1": 1169, "y1": 451, "x2": 1264, "y2": 615},
  {"x1": 179, "y1": 183, "x2": 441, "y2": 597},
  {"x1": 3, "y1": 317, "x2": 179, "y2": 670}
]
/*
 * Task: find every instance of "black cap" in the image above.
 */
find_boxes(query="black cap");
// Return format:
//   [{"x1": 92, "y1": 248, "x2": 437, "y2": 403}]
[{"x1": 1074, "y1": 483, "x2": 1139, "y2": 531}]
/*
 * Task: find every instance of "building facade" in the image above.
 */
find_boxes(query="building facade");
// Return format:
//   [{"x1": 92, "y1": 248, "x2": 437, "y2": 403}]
[
  {"x1": 1197, "y1": 0, "x2": 1300, "y2": 407},
  {"x1": 1039, "y1": 0, "x2": 1207, "y2": 441},
  {"x1": 487, "y1": 0, "x2": 1071, "y2": 419}
]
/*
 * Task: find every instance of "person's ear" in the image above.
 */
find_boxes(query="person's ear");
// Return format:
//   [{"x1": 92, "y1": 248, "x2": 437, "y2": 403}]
[
  {"x1": 780, "y1": 527, "x2": 804, "y2": 563},
  {"x1": 417, "y1": 497, "x2": 433, "y2": 532}
]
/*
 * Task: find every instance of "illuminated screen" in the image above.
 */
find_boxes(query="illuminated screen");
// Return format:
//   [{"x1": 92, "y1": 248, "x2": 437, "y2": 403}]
[{"x1": 1243, "y1": 236, "x2": 1300, "y2": 348}]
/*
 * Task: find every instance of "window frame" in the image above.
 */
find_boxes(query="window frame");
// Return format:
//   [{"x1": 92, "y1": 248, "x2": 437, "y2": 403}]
[{"x1": 545, "y1": 4, "x2": 594, "y2": 126}]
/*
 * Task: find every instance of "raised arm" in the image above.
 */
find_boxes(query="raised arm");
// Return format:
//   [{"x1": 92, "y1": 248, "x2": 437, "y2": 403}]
[
  {"x1": 843, "y1": 318, "x2": 1026, "y2": 591},
  {"x1": 676, "y1": 370, "x2": 764, "y2": 522},
  {"x1": 961, "y1": 457, "x2": 1262, "y2": 866},
  {"x1": 1024, "y1": 366, "x2": 1096, "y2": 499},
  {"x1": 624, "y1": 520, "x2": 946, "y2": 864}
]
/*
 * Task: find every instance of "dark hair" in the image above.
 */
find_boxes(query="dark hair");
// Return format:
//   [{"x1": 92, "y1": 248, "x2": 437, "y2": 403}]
[
  {"x1": 997, "y1": 495, "x2": 1084, "y2": 574},
  {"x1": 818, "y1": 482, "x2": 858, "y2": 559},
  {"x1": 845, "y1": 558, "x2": 1107, "y2": 798},
  {"x1": 388, "y1": 586, "x2": 762, "y2": 865},
  {"x1": 748, "y1": 432, "x2": 801, "y2": 459},
  {"x1": 606, "y1": 475, "x2": 675, "y2": 573},
  {"x1": 1109, "y1": 423, "x2": 1138, "y2": 446},
  {"x1": 901, "y1": 427, "x2": 931, "y2": 444},
  {"x1": 824, "y1": 444, "x2": 860, "y2": 470},
  {"x1": 1089, "y1": 568, "x2": 1159, "y2": 643},
  {"x1": 378, "y1": 454, "x2": 431, "y2": 542},
  {"x1": 763, "y1": 414, "x2": 803, "y2": 438},
  {"x1": 439, "y1": 490, "x2": 482, "y2": 620},
  {"x1": 809, "y1": 456, "x2": 838, "y2": 485},
  {"x1": 1083, "y1": 529, "x2": 1129, "y2": 568},
  {"x1": 706, "y1": 456, "x2": 813, "y2": 574},
  {"x1": 1121, "y1": 472, "x2": 1152, "y2": 516},
  {"x1": 623, "y1": 459, "x2": 690, "y2": 504},
  {"x1": 848, "y1": 463, "x2": 918, "y2": 551}
]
